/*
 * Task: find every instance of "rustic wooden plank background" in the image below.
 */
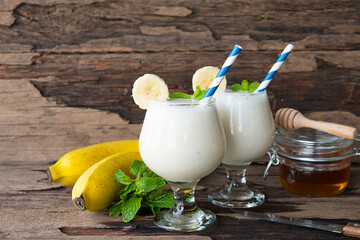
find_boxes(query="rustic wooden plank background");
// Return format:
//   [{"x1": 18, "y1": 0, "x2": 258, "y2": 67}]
[
  {"x1": 0, "y1": 0, "x2": 359, "y2": 123},
  {"x1": 0, "y1": 0, "x2": 359, "y2": 239}
]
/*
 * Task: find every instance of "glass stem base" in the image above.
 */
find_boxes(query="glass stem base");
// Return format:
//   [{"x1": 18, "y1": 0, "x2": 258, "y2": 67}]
[
  {"x1": 208, "y1": 163, "x2": 265, "y2": 208},
  {"x1": 154, "y1": 180, "x2": 216, "y2": 232}
]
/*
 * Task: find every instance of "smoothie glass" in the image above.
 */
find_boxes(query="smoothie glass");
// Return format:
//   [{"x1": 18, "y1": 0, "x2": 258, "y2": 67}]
[
  {"x1": 139, "y1": 99, "x2": 226, "y2": 231},
  {"x1": 208, "y1": 90, "x2": 275, "y2": 208}
]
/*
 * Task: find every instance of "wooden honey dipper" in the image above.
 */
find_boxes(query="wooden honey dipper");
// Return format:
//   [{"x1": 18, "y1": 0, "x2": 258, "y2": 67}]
[{"x1": 275, "y1": 108, "x2": 358, "y2": 140}]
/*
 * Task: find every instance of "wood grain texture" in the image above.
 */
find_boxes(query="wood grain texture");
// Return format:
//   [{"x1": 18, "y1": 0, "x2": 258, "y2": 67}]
[{"x1": 0, "y1": 0, "x2": 359, "y2": 123}]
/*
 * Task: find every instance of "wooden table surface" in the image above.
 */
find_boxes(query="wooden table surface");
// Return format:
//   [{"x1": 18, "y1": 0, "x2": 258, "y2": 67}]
[
  {"x1": 0, "y1": 91, "x2": 359, "y2": 239},
  {"x1": 1, "y1": 0, "x2": 360, "y2": 239},
  {"x1": 1, "y1": 155, "x2": 360, "y2": 240}
]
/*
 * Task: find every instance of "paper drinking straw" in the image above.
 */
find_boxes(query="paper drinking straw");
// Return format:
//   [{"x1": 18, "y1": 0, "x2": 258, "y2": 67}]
[
  {"x1": 200, "y1": 45, "x2": 242, "y2": 103},
  {"x1": 255, "y1": 43, "x2": 294, "y2": 93}
]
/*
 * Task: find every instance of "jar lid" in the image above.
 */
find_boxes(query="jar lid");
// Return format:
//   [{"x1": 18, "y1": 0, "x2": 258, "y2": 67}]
[{"x1": 274, "y1": 127, "x2": 355, "y2": 162}]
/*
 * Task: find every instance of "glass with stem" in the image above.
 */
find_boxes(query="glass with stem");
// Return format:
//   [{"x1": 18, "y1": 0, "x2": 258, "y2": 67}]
[
  {"x1": 208, "y1": 90, "x2": 275, "y2": 208},
  {"x1": 139, "y1": 98, "x2": 226, "y2": 231}
]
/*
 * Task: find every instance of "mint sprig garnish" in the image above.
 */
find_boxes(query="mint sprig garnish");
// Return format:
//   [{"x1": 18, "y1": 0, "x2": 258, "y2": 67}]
[
  {"x1": 248, "y1": 82, "x2": 260, "y2": 93},
  {"x1": 169, "y1": 92, "x2": 191, "y2": 99},
  {"x1": 231, "y1": 80, "x2": 260, "y2": 93},
  {"x1": 109, "y1": 160, "x2": 174, "y2": 222},
  {"x1": 231, "y1": 83, "x2": 242, "y2": 91},
  {"x1": 193, "y1": 86, "x2": 207, "y2": 100}
]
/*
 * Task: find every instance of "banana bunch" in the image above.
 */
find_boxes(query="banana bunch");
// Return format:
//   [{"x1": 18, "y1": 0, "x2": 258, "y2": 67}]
[
  {"x1": 48, "y1": 140, "x2": 139, "y2": 186},
  {"x1": 48, "y1": 140, "x2": 141, "y2": 212}
]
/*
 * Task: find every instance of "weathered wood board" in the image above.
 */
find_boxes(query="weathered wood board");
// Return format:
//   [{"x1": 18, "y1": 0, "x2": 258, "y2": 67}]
[{"x1": 0, "y1": 0, "x2": 359, "y2": 123}]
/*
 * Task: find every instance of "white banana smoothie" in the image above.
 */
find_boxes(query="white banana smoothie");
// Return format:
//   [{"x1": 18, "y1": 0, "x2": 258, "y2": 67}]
[
  {"x1": 215, "y1": 90, "x2": 275, "y2": 165},
  {"x1": 139, "y1": 99, "x2": 226, "y2": 182}
]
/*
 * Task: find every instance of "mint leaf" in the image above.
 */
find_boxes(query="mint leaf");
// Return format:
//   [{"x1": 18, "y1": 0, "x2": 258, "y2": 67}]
[
  {"x1": 231, "y1": 83, "x2": 241, "y2": 91},
  {"x1": 148, "y1": 172, "x2": 160, "y2": 178},
  {"x1": 151, "y1": 206, "x2": 161, "y2": 216},
  {"x1": 130, "y1": 160, "x2": 148, "y2": 178},
  {"x1": 249, "y1": 82, "x2": 260, "y2": 93},
  {"x1": 143, "y1": 200, "x2": 161, "y2": 216},
  {"x1": 122, "y1": 195, "x2": 142, "y2": 222},
  {"x1": 136, "y1": 177, "x2": 165, "y2": 194},
  {"x1": 241, "y1": 80, "x2": 249, "y2": 91},
  {"x1": 115, "y1": 169, "x2": 133, "y2": 185},
  {"x1": 169, "y1": 92, "x2": 191, "y2": 99},
  {"x1": 118, "y1": 182, "x2": 136, "y2": 198},
  {"x1": 231, "y1": 83, "x2": 247, "y2": 92},
  {"x1": 193, "y1": 86, "x2": 207, "y2": 100},
  {"x1": 151, "y1": 193, "x2": 175, "y2": 208},
  {"x1": 109, "y1": 201, "x2": 123, "y2": 216},
  {"x1": 141, "y1": 170, "x2": 160, "y2": 178},
  {"x1": 148, "y1": 189, "x2": 165, "y2": 201},
  {"x1": 142, "y1": 171, "x2": 150, "y2": 177}
]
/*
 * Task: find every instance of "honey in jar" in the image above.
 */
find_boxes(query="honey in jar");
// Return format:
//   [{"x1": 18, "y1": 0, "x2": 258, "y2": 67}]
[
  {"x1": 273, "y1": 127, "x2": 358, "y2": 197},
  {"x1": 279, "y1": 156, "x2": 351, "y2": 197}
]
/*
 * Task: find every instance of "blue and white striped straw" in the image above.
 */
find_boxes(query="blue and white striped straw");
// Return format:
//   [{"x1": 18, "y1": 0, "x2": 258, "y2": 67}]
[
  {"x1": 200, "y1": 45, "x2": 242, "y2": 103},
  {"x1": 255, "y1": 43, "x2": 293, "y2": 93}
]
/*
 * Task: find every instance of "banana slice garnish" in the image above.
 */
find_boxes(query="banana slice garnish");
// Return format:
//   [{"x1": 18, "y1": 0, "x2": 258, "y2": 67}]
[
  {"x1": 132, "y1": 74, "x2": 169, "y2": 109},
  {"x1": 192, "y1": 66, "x2": 227, "y2": 92}
]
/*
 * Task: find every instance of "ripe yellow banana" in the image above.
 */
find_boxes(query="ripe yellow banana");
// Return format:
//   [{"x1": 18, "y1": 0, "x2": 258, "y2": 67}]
[
  {"x1": 72, "y1": 152, "x2": 142, "y2": 212},
  {"x1": 48, "y1": 140, "x2": 139, "y2": 186},
  {"x1": 132, "y1": 74, "x2": 169, "y2": 109},
  {"x1": 192, "y1": 66, "x2": 227, "y2": 92}
]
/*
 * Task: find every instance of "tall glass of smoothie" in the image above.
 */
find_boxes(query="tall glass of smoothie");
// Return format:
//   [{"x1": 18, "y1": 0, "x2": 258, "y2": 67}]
[
  {"x1": 208, "y1": 89, "x2": 275, "y2": 208},
  {"x1": 139, "y1": 98, "x2": 226, "y2": 231}
]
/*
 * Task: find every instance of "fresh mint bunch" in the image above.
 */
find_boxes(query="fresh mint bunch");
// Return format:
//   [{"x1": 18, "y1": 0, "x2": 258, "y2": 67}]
[
  {"x1": 193, "y1": 86, "x2": 207, "y2": 100},
  {"x1": 231, "y1": 80, "x2": 260, "y2": 93},
  {"x1": 109, "y1": 160, "x2": 174, "y2": 222},
  {"x1": 231, "y1": 79, "x2": 249, "y2": 91},
  {"x1": 167, "y1": 86, "x2": 207, "y2": 100}
]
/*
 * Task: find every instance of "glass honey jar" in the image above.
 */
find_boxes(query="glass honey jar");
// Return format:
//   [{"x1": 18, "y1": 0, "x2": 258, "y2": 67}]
[{"x1": 265, "y1": 127, "x2": 359, "y2": 197}]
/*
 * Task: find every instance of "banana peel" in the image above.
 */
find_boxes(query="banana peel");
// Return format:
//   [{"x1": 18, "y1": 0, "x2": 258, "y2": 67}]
[{"x1": 72, "y1": 152, "x2": 142, "y2": 212}]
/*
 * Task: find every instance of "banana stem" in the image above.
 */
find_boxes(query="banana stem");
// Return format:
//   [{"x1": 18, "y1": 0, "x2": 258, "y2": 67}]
[{"x1": 73, "y1": 194, "x2": 86, "y2": 211}]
